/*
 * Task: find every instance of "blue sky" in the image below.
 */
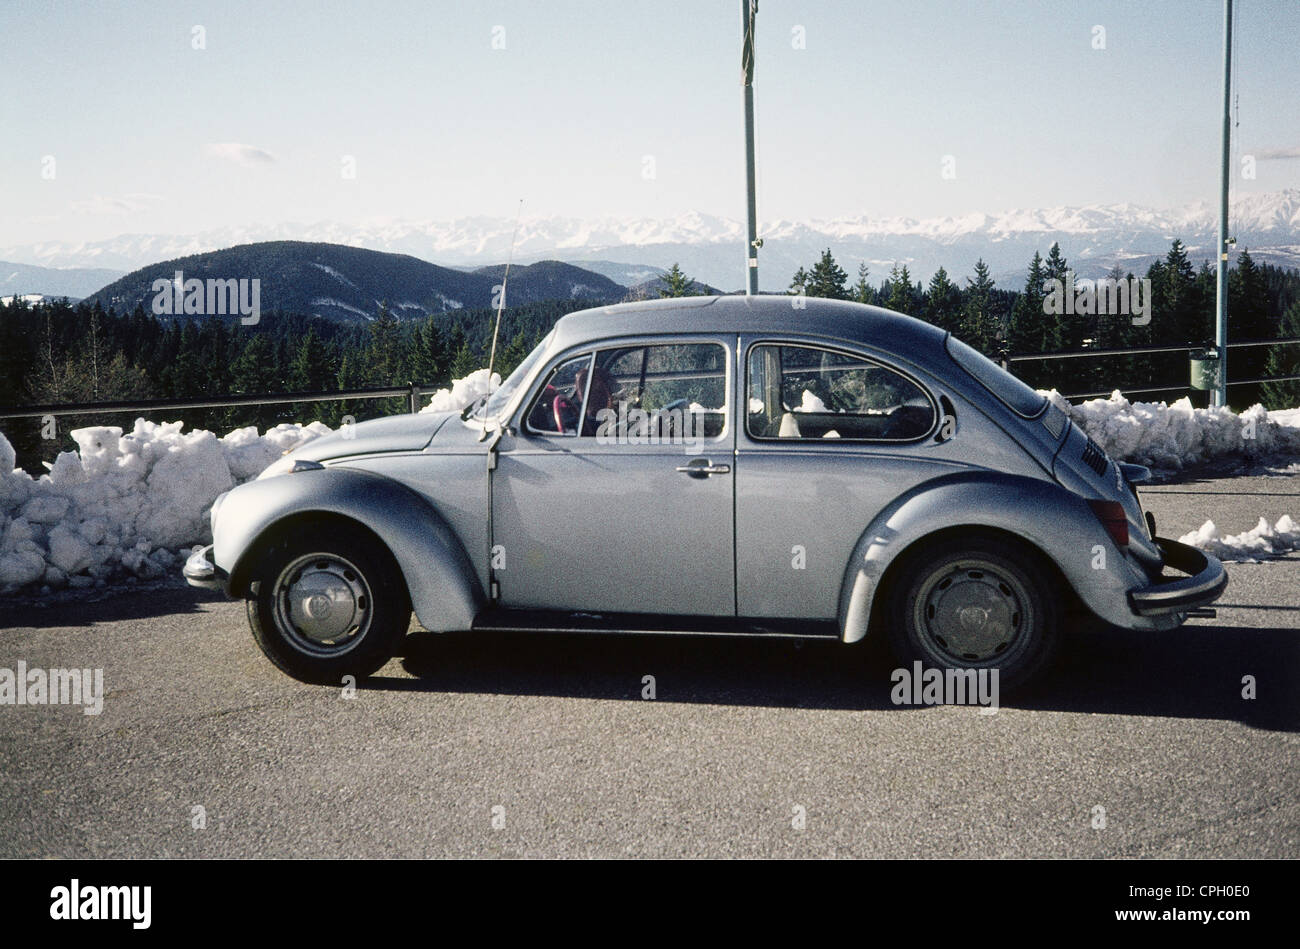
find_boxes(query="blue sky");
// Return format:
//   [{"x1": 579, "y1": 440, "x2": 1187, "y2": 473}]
[{"x1": 3, "y1": 0, "x2": 1298, "y2": 246}]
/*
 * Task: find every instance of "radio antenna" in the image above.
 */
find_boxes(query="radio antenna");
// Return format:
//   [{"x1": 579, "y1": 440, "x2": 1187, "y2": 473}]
[{"x1": 484, "y1": 198, "x2": 524, "y2": 422}]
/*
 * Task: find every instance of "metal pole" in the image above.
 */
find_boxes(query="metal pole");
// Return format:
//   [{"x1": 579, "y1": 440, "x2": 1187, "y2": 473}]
[
  {"x1": 1214, "y1": 0, "x2": 1233, "y2": 407},
  {"x1": 742, "y1": 0, "x2": 759, "y2": 295}
]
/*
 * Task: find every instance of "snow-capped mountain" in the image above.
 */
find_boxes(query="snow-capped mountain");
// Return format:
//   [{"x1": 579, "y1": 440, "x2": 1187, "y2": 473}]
[{"x1": 6, "y1": 190, "x2": 1298, "y2": 293}]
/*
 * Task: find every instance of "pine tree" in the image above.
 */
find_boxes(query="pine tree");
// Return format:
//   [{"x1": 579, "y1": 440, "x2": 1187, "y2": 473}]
[
  {"x1": 367, "y1": 302, "x2": 404, "y2": 385},
  {"x1": 804, "y1": 249, "x2": 850, "y2": 300},
  {"x1": 411, "y1": 316, "x2": 448, "y2": 385},
  {"x1": 1159, "y1": 239, "x2": 1201, "y2": 344},
  {"x1": 658, "y1": 263, "x2": 698, "y2": 297},
  {"x1": 924, "y1": 266, "x2": 960, "y2": 332},
  {"x1": 1043, "y1": 242, "x2": 1069, "y2": 285},
  {"x1": 231, "y1": 333, "x2": 280, "y2": 429},
  {"x1": 232, "y1": 333, "x2": 277, "y2": 393},
  {"x1": 449, "y1": 327, "x2": 480, "y2": 380},
  {"x1": 1038, "y1": 245, "x2": 1069, "y2": 355},
  {"x1": 1229, "y1": 248, "x2": 1272, "y2": 402},
  {"x1": 886, "y1": 263, "x2": 913, "y2": 314},
  {"x1": 789, "y1": 266, "x2": 809, "y2": 295},
  {"x1": 960, "y1": 259, "x2": 999, "y2": 355},
  {"x1": 1007, "y1": 251, "x2": 1047, "y2": 370},
  {"x1": 1262, "y1": 300, "x2": 1300, "y2": 409},
  {"x1": 497, "y1": 331, "x2": 535, "y2": 378},
  {"x1": 289, "y1": 326, "x2": 334, "y2": 392},
  {"x1": 852, "y1": 263, "x2": 873, "y2": 304}
]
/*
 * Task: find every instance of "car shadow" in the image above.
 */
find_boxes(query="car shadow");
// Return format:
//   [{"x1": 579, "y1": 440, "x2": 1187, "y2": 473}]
[
  {"x1": 366, "y1": 621, "x2": 1298, "y2": 732},
  {"x1": 0, "y1": 579, "x2": 228, "y2": 632}
]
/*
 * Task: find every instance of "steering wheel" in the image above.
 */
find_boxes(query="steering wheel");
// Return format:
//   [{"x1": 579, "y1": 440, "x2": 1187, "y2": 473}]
[{"x1": 553, "y1": 394, "x2": 578, "y2": 433}]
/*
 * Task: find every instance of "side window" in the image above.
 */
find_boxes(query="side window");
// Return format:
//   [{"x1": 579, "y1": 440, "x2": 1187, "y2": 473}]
[
  {"x1": 535, "y1": 342, "x2": 728, "y2": 442},
  {"x1": 746, "y1": 344, "x2": 934, "y2": 441},
  {"x1": 525, "y1": 352, "x2": 594, "y2": 435}
]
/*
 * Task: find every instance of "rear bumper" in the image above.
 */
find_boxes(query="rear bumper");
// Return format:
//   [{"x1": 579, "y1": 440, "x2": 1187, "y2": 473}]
[
  {"x1": 183, "y1": 544, "x2": 227, "y2": 592},
  {"x1": 1128, "y1": 538, "x2": 1227, "y2": 616}
]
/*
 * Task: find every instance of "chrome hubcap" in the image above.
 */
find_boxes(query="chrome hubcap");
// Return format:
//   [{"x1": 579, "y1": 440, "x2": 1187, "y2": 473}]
[
  {"x1": 915, "y1": 559, "x2": 1028, "y2": 664},
  {"x1": 274, "y1": 553, "x2": 372, "y2": 656}
]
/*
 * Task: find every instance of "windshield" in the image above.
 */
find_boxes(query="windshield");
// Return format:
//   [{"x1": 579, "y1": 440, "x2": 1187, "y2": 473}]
[
  {"x1": 476, "y1": 329, "x2": 555, "y2": 420},
  {"x1": 946, "y1": 334, "x2": 1047, "y2": 418}
]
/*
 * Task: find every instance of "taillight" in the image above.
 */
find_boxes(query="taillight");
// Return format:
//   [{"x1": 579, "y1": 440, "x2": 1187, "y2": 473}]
[{"x1": 1088, "y1": 499, "x2": 1129, "y2": 547}]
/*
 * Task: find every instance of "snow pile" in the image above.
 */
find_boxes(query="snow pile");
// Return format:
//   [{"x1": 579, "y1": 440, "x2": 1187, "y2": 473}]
[
  {"x1": 1046, "y1": 390, "x2": 1300, "y2": 469},
  {"x1": 1, "y1": 369, "x2": 499, "y2": 596},
  {"x1": 1179, "y1": 515, "x2": 1300, "y2": 563},
  {"x1": 420, "y1": 368, "x2": 501, "y2": 415},
  {"x1": 0, "y1": 420, "x2": 330, "y2": 595}
]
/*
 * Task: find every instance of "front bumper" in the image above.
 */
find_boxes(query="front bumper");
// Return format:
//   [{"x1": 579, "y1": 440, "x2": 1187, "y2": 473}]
[
  {"x1": 183, "y1": 544, "x2": 227, "y2": 591},
  {"x1": 1128, "y1": 537, "x2": 1228, "y2": 616}
]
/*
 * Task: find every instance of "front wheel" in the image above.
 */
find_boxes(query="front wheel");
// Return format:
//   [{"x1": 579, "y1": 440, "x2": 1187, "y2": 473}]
[
  {"x1": 888, "y1": 537, "x2": 1061, "y2": 691},
  {"x1": 246, "y1": 524, "x2": 411, "y2": 684}
]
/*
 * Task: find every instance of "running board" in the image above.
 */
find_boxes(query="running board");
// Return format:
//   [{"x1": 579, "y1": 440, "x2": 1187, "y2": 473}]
[{"x1": 472, "y1": 609, "x2": 839, "y2": 640}]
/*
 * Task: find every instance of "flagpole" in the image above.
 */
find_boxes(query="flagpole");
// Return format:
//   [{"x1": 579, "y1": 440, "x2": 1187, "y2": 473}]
[
  {"x1": 742, "y1": 0, "x2": 759, "y2": 295},
  {"x1": 1213, "y1": 0, "x2": 1233, "y2": 408}
]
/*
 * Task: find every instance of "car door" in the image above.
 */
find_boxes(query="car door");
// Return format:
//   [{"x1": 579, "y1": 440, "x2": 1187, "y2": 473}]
[
  {"x1": 734, "y1": 338, "x2": 944, "y2": 621},
  {"x1": 490, "y1": 337, "x2": 735, "y2": 616}
]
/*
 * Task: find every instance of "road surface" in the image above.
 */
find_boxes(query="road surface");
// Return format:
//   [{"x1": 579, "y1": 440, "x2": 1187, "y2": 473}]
[{"x1": 1, "y1": 472, "x2": 1296, "y2": 857}]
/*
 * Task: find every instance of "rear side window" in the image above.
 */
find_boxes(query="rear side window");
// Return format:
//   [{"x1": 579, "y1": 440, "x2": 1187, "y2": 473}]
[
  {"x1": 746, "y1": 344, "x2": 935, "y2": 441},
  {"x1": 946, "y1": 335, "x2": 1046, "y2": 419}
]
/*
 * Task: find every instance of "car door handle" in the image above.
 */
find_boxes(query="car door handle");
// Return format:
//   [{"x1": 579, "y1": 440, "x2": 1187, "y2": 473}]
[{"x1": 676, "y1": 461, "x2": 731, "y2": 477}]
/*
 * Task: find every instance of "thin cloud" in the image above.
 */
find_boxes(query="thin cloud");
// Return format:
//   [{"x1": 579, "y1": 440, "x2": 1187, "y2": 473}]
[
  {"x1": 204, "y1": 143, "x2": 277, "y2": 166},
  {"x1": 1255, "y1": 146, "x2": 1300, "y2": 161},
  {"x1": 68, "y1": 193, "x2": 164, "y2": 215}
]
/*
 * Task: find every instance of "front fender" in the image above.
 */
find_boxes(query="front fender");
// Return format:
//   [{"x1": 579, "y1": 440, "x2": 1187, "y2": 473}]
[
  {"x1": 213, "y1": 467, "x2": 483, "y2": 632},
  {"x1": 836, "y1": 471, "x2": 1152, "y2": 643}
]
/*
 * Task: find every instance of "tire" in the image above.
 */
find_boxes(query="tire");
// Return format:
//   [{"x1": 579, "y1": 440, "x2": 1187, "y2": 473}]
[
  {"x1": 887, "y1": 535, "x2": 1061, "y2": 691},
  {"x1": 246, "y1": 523, "x2": 411, "y2": 684}
]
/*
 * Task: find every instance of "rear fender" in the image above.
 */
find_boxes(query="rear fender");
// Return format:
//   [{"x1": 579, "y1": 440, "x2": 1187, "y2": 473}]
[{"x1": 836, "y1": 472, "x2": 1153, "y2": 643}]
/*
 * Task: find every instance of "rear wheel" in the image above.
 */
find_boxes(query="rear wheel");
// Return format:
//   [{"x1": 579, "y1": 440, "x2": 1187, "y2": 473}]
[
  {"x1": 888, "y1": 536, "x2": 1060, "y2": 690},
  {"x1": 246, "y1": 524, "x2": 410, "y2": 684}
]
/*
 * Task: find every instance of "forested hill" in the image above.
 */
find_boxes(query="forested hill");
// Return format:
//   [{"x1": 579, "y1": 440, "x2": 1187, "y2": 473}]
[{"x1": 84, "y1": 242, "x2": 625, "y2": 323}]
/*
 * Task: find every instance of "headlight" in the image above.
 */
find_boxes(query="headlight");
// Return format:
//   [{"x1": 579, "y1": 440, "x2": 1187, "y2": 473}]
[{"x1": 256, "y1": 456, "x2": 325, "y2": 480}]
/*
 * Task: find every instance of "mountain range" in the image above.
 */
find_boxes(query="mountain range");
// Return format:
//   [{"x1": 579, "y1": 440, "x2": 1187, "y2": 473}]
[
  {"x1": 84, "y1": 242, "x2": 628, "y2": 323},
  {"x1": 1, "y1": 260, "x2": 126, "y2": 301},
  {"x1": 5, "y1": 189, "x2": 1298, "y2": 295}
]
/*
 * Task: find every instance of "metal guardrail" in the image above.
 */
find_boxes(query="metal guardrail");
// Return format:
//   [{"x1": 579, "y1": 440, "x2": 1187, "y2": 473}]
[
  {"x1": 0, "y1": 382, "x2": 441, "y2": 420},
  {"x1": 3, "y1": 336, "x2": 1300, "y2": 420},
  {"x1": 1005, "y1": 336, "x2": 1300, "y2": 365},
  {"x1": 1001, "y1": 337, "x2": 1300, "y2": 401}
]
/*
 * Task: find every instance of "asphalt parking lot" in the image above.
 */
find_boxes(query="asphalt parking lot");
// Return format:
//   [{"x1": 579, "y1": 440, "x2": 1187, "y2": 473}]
[{"x1": 1, "y1": 471, "x2": 1296, "y2": 858}]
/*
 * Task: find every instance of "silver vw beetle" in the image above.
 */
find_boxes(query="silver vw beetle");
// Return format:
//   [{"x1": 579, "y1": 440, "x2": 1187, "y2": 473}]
[{"x1": 185, "y1": 296, "x2": 1226, "y2": 687}]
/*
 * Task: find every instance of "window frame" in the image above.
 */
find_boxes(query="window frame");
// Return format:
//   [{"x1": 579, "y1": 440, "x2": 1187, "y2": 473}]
[
  {"x1": 742, "y1": 339, "x2": 939, "y2": 444},
  {"x1": 518, "y1": 336, "x2": 732, "y2": 443},
  {"x1": 521, "y1": 350, "x2": 596, "y2": 438}
]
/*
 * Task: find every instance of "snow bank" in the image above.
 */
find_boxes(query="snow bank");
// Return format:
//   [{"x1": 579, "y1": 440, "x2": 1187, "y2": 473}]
[
  {"x1": 420, "y1": 368, "x2": 501, "y2": 415},
  {"x1": 1179, "y1": 515, "x2": 1300, "y2": 563},
  {"x1": 1, "y1": 371, "x2": 496, "y2": 596},
  {"x1": 0, "y1": 420, "x2": 330, "y2": 595},
  {"x1": 1045, "y1": 390, "x2": 1300, "y2": 469}
]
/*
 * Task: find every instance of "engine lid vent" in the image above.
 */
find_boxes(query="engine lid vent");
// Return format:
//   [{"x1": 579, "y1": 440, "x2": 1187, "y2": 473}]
[{"x1": 1081, "y1": 436, "x2": 1108, "y2": 477}]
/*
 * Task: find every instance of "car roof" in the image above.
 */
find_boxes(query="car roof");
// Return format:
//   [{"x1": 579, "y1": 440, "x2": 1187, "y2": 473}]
[{"x1": 551, "y1": 295, "x2": 950, "y2": 360}]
